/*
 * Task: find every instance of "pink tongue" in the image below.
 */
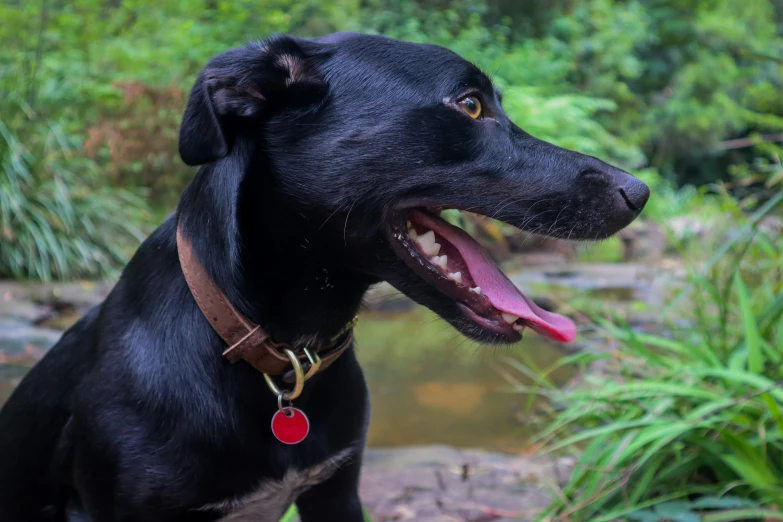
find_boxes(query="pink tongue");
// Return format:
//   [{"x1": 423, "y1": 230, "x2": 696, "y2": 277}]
[{"x1": 411, "y1": 210, "x2": 577, "y2": 343}]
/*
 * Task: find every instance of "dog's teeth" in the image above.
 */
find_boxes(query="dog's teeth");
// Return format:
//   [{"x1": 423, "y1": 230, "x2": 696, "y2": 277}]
[
  {"x1": 501, "y1": 312, "x2": 519, "y2": 324},
  {"x1": 431, "y1": 255, "x2": 448, "y2": 270},
  {"x1": 408, "y1": 228, "x2": 418, "y2": 240},
  {"x1": 470, "y1": 286, "x2": 482, "y2": 294},
  {"x1": 407, "y1": 220, "x2": 411, "y2": 228},
  {"x1": 512, "y1": 323, "x2": 525, "y2": 332},
  {"x1": 416, "y1": 230, "x2": 441, "y2": 256},
  {"x1": 418, "y1": 230, "x2": 435, "y2": 245},
  {"x1": 448, "y1": 272, "x2": 462, "y2": 284}
]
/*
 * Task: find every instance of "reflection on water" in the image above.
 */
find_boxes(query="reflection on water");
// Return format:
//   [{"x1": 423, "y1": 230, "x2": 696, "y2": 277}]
[{"x1": 356, "y1": 306, "x2": 575, "y2": 451}]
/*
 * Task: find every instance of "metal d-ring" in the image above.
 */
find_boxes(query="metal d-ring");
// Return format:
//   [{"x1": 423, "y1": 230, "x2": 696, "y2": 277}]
[
  {"x1": 302, "y1": 347, "x2": 322, "y2": 380},
  {"x1": 264, "y1": 349, "x2": 305, "y2": 401},
  {"x1": 277, "y1": 392, "x2": 294, "y2": 417}
]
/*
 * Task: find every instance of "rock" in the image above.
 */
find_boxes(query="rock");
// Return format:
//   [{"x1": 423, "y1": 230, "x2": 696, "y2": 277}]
[
  {"x1": 618, "y1": 220, "x2": 666, "y2": 263},
  {"x1": 506, "y1": 234, "x2": 575, "y2": 261},
  {"x1": 664, "y1": 216, "x2": 707, "y2": 240},
  {"x1": 758, "y1": 216, "x2": 783, "y2": 236},
  {"x1": 0, "y1": 280, "x2": 113, "y2": 331},
  {"x1": 0, "y1": 283, "x2": 48, "y2": 322},
  {"x1": 0, "y1": 364, "x2": 29, "y2": 403},
  {"x1": 0, "y1": 318, "x2": 61, "y2": 355},
  {"x1": 360, "y1": 446, "x2": 571, "y2": 522}
]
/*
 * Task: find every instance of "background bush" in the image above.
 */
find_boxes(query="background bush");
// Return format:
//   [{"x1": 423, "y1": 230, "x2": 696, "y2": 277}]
[
  {"x1": 0, "y1": 94, "x2": 148, "y2": 280},
  {"x1": 508, "y1": 191, "x2": 783, "y2": 520},
  {"x1": 1, "y1": 0, "x2": 781, "y2": 279}
]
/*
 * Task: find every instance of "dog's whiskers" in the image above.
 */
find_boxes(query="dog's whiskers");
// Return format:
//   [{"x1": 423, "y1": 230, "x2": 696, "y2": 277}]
[
  {"x1": 546, "y1": 206, "x2": 570, "y2": 236},
  {"x1": 517, "y1": 198, "x2": 551, "y2": 228},
  {"x1": 518, "y1": 207, "x2": 559, "y2": 231},
  {"x1": 490, "y1": 195, "x2": 543, "y2": 220},
  {"x1": 343, "y1": 201, "x2": 356, "y2": 246},
  {"x1": 319, "y1": 202, "x2": 347, "y2": 230},
  {"x1": 565, "y1": 224, "x2": 578, "y2": 242}
]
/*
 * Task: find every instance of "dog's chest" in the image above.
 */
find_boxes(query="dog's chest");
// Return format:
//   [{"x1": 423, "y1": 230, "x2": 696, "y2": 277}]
[{"x1": 200, "y1": 448, "x2": 354, "y2": 521}]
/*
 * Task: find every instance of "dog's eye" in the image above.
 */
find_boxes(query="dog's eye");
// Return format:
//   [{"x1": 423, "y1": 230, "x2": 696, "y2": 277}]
[{"x1": 458, "y1": 96, "x2": 482, "y2": 119}]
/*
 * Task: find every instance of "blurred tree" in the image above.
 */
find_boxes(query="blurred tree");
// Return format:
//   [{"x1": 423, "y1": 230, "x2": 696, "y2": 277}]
[{"x1": 0, "y1": 0, "x2": 781, "y2": 279}]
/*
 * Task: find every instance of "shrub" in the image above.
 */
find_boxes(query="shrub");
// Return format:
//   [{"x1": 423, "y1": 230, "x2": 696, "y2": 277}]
[
  {"x1": 1, "y1": 0, "x2": 781, "y2": 279},
  {"x1": 0, "y1": 99, "x2": 150, "y2": 281},
  {"x1": 507, "y1": 190, "x2": 783, "y2": 521}
]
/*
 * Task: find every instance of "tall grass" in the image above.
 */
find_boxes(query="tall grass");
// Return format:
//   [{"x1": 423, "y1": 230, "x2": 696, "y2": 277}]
[
  {"x1": 509, "y1": 191, "x2": 783, "y2": 521},
  {"x1": 0, "y1": 99, "x2": 150, "y2": 281}
]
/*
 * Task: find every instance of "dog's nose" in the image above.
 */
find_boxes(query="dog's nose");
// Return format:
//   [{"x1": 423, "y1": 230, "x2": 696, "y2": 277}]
[{"x1": 618, "y1": 176, "x2": 650, "y2": 214}]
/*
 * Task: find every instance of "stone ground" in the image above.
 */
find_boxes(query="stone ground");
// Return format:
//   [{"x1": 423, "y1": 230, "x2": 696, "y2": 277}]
[
  {"x1": 0, "y1": 280, "x2": 574, "y2": 521},
  {"x1": 360, "y1": 446, "x2": 573, "y2": 522}
]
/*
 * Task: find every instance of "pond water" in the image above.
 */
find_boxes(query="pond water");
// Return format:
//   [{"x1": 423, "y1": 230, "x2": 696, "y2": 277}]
[
  {"x1": 0, "y1": 263, "x2": 663, "y2": 452},
  {"x1": 356, "y1": 307, "x2": 574, "y2": 451},
  {"x1": 0, "y1": 307, "x2": 573, "y2": 451}
]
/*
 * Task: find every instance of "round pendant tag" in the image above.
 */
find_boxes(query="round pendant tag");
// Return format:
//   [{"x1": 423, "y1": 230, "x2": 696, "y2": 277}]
[{"x1": 271, "y1": 407, "x2": 310, "y2": 445}]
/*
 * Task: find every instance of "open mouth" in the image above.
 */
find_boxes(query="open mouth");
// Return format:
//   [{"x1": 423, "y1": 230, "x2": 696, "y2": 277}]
[{"x1": 388, "y1": 207, "x2": 577, "y2": 343}]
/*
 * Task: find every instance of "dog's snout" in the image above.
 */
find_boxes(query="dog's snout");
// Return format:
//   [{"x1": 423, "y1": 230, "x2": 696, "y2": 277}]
[
  {"x1": 618, "y1": 176, "x2": 650, "y2": 214},
  {"x1": 577, "y1": 163, "x2": 650, "y2": 216}
]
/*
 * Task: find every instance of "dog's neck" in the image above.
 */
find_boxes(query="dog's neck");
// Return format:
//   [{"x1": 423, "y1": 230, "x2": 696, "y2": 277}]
[{"x1": 177, "y1": 154, "x2": 375, "y2": 348}]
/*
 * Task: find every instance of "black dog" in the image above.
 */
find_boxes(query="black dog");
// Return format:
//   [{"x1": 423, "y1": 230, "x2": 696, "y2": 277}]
[{"x1": 0, "y1": 32, "x2": 648, "y2": 521}]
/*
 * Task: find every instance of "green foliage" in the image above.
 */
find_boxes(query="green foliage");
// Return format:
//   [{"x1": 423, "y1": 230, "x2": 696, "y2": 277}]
[
  {"x1": 501, "y1": 88, "x2": 644, "y2": 167},
  {"x1": 357, "y1": 0, "x2": 647, "y2": 168},
  {"x1": 557, "y1": 0, "x2": 783, "y2": 186},
  {"x1": 0, "y1": 97, "x2": 149, "y2": 280},
  {"x1": 0, "y1": 0, "x2": 781, "y2": 279},
  {"x1": 0, "y1": 0, "x2": 358, "y2": 209},
  {"x1": 632, "y1": 169, "x2": 716, "y2": 222},
  {"x1": 508, "y1": 191, "x2": 783, "y2": 520},
  {"x1": 627, "y1": 497, "x2": 783, "y2": 522},
  {"x1": 279, "y1": 505, "x2": 298, "y2": 522}
]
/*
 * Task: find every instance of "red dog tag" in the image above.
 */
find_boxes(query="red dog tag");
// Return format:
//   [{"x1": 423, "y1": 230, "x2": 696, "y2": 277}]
[{"x1": 271, "y1": 407, "x2": 310, "y2": 444}]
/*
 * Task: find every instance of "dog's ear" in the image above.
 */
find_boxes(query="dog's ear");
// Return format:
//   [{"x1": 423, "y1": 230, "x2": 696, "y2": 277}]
[{"x1": 179, "y1": 35, "x2": 326, "y2": 166}]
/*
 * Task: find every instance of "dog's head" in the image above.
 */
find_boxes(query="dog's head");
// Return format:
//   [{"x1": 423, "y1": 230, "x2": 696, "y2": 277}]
[{"x1": 179, "y1": 33, "x2": 649, "y2": 344}]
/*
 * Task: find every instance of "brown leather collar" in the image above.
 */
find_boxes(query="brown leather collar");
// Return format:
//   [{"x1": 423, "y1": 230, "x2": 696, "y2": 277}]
[{"x1": 176, "y1": 224, "x2": 354, "y2": 378}]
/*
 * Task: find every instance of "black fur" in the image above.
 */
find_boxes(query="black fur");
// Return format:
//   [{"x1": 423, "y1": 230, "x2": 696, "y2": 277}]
[{"x1": 0, "y1": 32, "x2": 648, "y2": 521}]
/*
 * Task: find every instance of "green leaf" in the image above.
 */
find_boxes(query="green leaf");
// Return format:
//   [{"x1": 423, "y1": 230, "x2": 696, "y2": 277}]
[
  {"x1": 690, "y1": 368, "x2": 783, "y2": 402},
  {"x1": 654, "y1": 501, "x2": 701, "y2": 522},
  {"x1": 760, "y1": 291, "x2": 783, "y2": 337},
  {"x1": 703, "y1": 509, "x2": 783, "y2": 522},
  {"x1": 761, "y1": 393, "x2": 783, "y2": 437},
  {"x1": 628, "y1": 510, "x2": 662, "y2": 522},
  {"x1": 719, "y1": 431, "x2": 779, "y2": 488},
  {"x1": 734, "y1": 271, "x2": 764, "y2": 373},
  {"x1": 279, "y1": 505, "x2": 298, "y2": 522},
  {"x1": 665, "y1": 187, "x2": 783, "y2": 314},
  {"x1": 541, "y1": 419, "x2": 658, "y2": 453},
  {"x1": 689, "y1": 496, "x2": 760, "y2": 509},
  {"x1": 627, "y1": 454, "x2": 666, "y2": 506}
]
